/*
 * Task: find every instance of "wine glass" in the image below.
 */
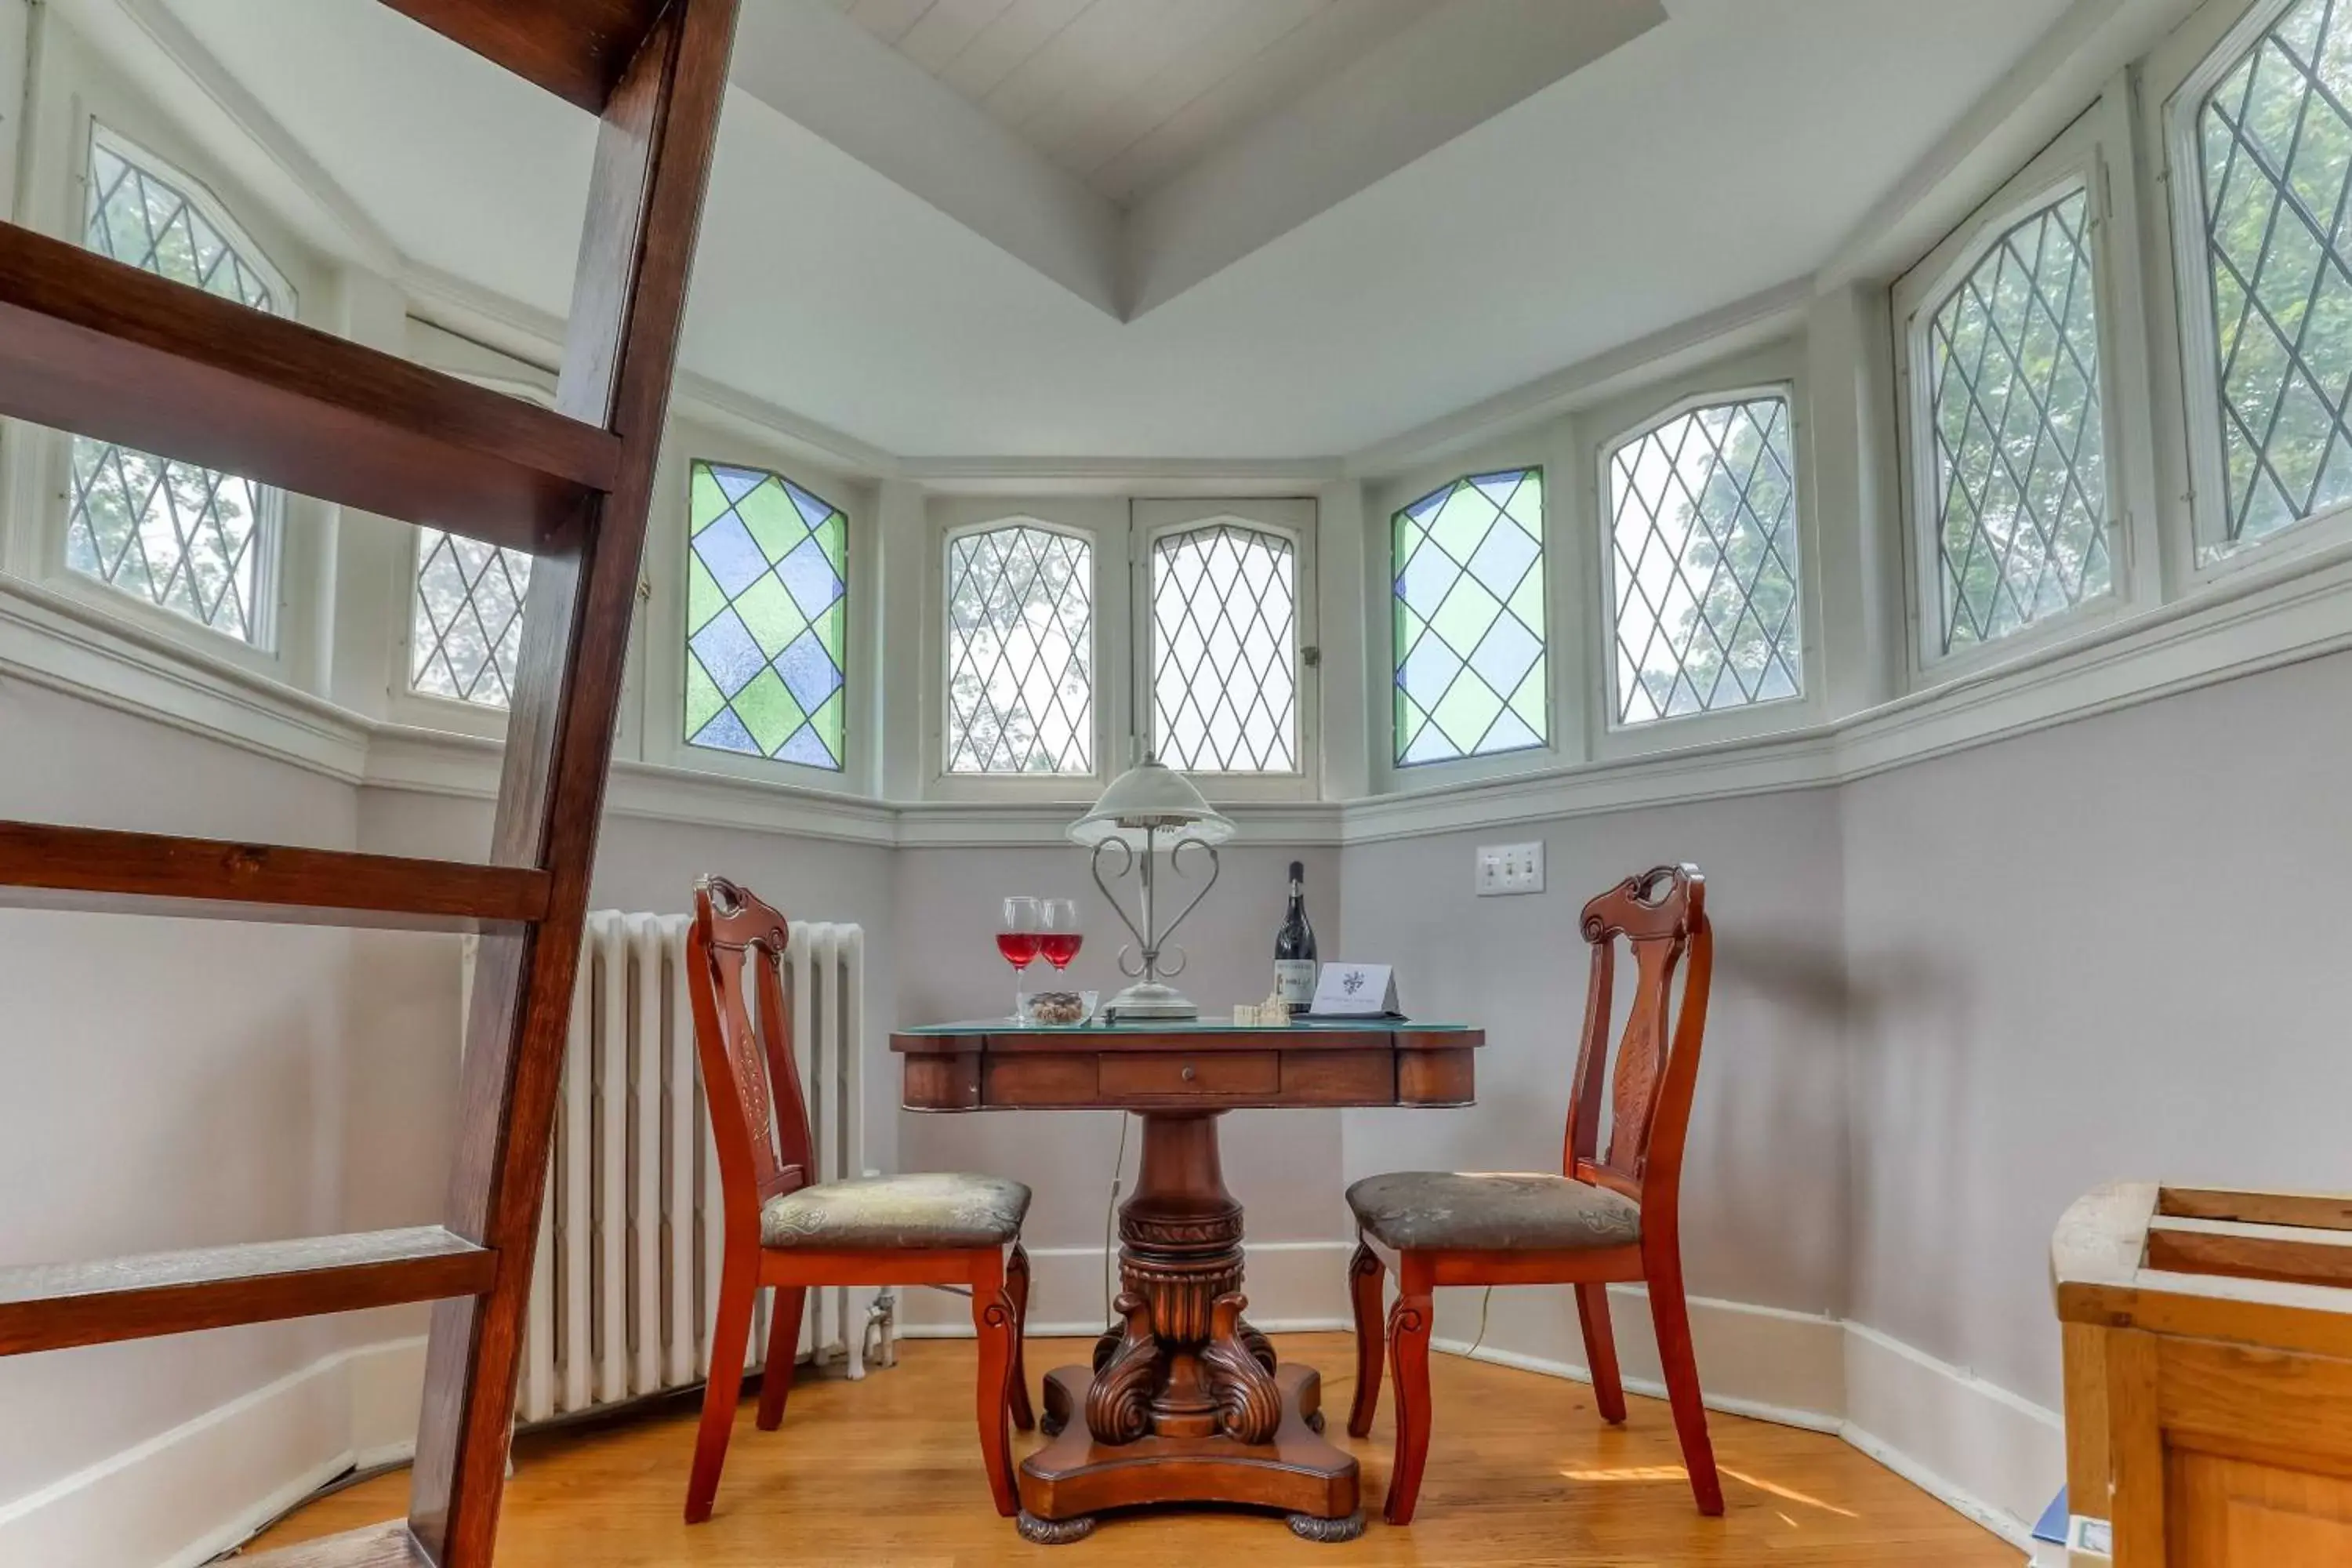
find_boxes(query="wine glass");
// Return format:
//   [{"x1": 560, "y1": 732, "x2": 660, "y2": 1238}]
[
  {"x1": 1037, "y1": 897, "x2": 1082, "y2": 975},
  {"x1": 998, "y1": 896, "x2": 1041, "y2": 1021}
]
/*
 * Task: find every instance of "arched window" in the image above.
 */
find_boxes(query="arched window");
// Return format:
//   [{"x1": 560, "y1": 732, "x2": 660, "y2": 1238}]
[
  {"x1": 1392, "y1": 469, "x2": 1547, "y2": 766},
  {"x1": 1604, "y1": 394, "x2": 1803, "y2": 724},
  {"x1": 2175, "y1": 0, "x2": 2352, "y2": 550},
  {"x1": 944, "y1": 523, "x2": 1094, "y2": 775},
  {"x1": 1914, "y1": 188, "x2": 2108, "y2": 651},
  {"x1": 411, "y1": 533, "x2": 533, "y2": 707},
  {"x1": 684, "y1": 461, "x2": 848, "y2": 770},
  {"x1": 1149, "y1": 523, "x2": 1297, "y2": 773},
  {"x1": 66, "y1": 128, "x2": 289, "y2": 644}
]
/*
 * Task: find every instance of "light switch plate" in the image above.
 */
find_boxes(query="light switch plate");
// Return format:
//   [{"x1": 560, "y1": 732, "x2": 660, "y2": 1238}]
[{"x1": 1475, "y1": 841, "x2": 1544, "y2": 896}]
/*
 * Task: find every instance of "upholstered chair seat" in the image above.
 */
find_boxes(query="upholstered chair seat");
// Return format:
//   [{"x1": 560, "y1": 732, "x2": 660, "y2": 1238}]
[
  {"x1": 762, "y1": 1173, "x2": 1031, "y2": 1250},
  {"x1": 1346, "y1": 1171, "x2": 1641, "y2": 1253}
]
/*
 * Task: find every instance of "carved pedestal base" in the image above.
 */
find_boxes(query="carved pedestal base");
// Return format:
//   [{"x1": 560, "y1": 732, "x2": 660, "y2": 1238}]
[{"x1": 1016, "y1": 1112, "x2": 1359, "y2": 1535}]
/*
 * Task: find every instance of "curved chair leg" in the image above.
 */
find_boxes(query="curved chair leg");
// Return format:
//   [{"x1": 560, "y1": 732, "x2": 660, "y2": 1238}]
[
  {"x1": 971, "y1": 1277, "x2": 1022, "y2": 1517},
  {"x1": 1574, "y1": 1281, "x2": 1626, "y2": 1425},
  {"x1": 1383, "y1": 1287, "x2": 1435, "y2": 1526},
  {"x1": 1006, "y1": 1242, "x2": 1036, "y2": 1432},
  {"x1": 685, "y1": 1253, "x2": 758, "y2": 1523},
  {"x1": 1646, "y1": 1253, "x2": 1722, "y2": 1515},
  {"x1": 757, "y1": 1285, "x2": 807, "y2": 1431},
  {"x1": 1346, "y1": 1241, "x2": 1385, "y2": 1437}
]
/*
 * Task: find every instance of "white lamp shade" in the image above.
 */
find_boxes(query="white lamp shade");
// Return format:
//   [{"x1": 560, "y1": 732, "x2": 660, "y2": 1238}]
[{"x1": 1066, "y1": 757, "x2": 1235, "y2": 848}]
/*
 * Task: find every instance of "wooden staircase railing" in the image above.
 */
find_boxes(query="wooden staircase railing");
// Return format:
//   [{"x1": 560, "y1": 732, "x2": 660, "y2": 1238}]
[{"x1": 0, "y1": 0, "x2": 744, "y2": 1562}]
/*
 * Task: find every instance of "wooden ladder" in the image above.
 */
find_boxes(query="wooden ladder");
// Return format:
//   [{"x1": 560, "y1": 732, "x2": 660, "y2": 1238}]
[{"x1": 0, "y1": 2, "x2": 742, "y2": 1563}]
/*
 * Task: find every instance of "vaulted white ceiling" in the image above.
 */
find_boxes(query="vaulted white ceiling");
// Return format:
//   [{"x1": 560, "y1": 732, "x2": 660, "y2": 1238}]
[{"x1": 142, "y1": 0, "x2": 2082, "y2": 460}]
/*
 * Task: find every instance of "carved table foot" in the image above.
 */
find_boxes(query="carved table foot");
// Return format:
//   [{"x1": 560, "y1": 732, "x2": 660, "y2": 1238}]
[
  {"x1": 1288, "y1": 1510, "x2": 1367, "y2": 1543},
  {"x1": 1017, "y1": 1511, "x2": 1096, "y2": 1545}
]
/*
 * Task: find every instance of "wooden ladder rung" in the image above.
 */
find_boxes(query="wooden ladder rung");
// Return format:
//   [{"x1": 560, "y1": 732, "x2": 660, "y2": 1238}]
[
  {"x1": 0, "y1": 223, "x2": 619, "y2": 554},
  {"x1": 376, "y1": 0, "x2": 670, "y2": 111},
  {"x1": 216, "y1": 1519, "x2": 430, "y2": 1567},
  {"x1": 0, "y1": 822, "x2": 550, "y2": 929},
  {"x1": 0, "y1": 1227, "x2": 496, "y2": 1355}
]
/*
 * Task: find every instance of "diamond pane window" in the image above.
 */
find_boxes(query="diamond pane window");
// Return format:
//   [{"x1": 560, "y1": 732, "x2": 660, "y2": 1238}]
[
  {"x1": 1150, "y1": 524, "x2": 1297, "y2": 772},
  {"x1": 946, "y1": 524, "x2": 1094, "y2": 775},
  {"x1": 67, "y1": 129, "x2": 288, "y2": 644},
  {"x1": 2190, "y1": 0, "x2": 2352, "y2": 545},
  {"x1": 684, "y1": 461, "x2": 848, "y2": 771},
  {"x1": 1392, "y1": 470, "x2": 1547, "y2": 766},
  {"x1": 1922, "y1": 189, "x2": 2109, "y2": 652},
  {"x1": 1607, "y1": 397, "x2": 1803, "y2": 723},
  {"x1": 412, "y1": 532, "x2": 532, "y2": 706}
]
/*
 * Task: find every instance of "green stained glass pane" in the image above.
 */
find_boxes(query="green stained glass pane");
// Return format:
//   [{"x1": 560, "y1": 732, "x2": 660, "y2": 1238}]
[
  {"x1": 689, "y1": 466, "x2": 729, "y2": 534},
  {"x1": 687, "y1": 552, "x2": 724, "y2": 633},
  {"x1": 731, "y1": 667, "x2": 804, "y2": 754},
  {"x1": 735, "y1": 479, "x2": 804, "y2": 561},
  {"x1": 684, "y1": 459, "x2": 848, "y2": 771},
  {"x1": 685, "y1": 655, "x2": 725, "y2": 734},
  {"x1": 1389, "y1": 468, "x2": 1548, "y2": 766},
  {"x1": 734, "y1": 572, "x2": 808, "y2": 657}
]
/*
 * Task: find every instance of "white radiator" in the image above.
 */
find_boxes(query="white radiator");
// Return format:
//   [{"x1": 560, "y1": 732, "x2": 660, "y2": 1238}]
[{"x1": 466, "y1": 913, "x2": 874, "y2": 1427}]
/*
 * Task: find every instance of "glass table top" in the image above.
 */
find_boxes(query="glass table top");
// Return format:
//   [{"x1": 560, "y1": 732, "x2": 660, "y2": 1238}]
[{"x1": 896, "y1": 1017, "x2": 1475, "y2": 1036}]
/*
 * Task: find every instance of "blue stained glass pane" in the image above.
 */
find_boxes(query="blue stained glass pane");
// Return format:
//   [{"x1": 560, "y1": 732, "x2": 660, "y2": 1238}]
[
  {"x1": 693, "y1": 514, "x2": 771, "y2": 598},
  {"x1": 711, "y1": 465, "x2": 767, "y2": 503},
  {"x1": 690, "y1": 706, "x2": 759, "y2": 755},
  {"x1": 1483, "y1": 709, "x2": 1542, "y2": 753},
  {"x1": 776, "y1": 535, "x2": 844, "y2": 619},
  {"x1": 1399, "y1": 637, "x2": 1461, "y2": 710},
  {"x1": 1406, "y1": 486, "x2": 1449, "y2": 522},
  {"x1": 1468, "y1": 613, "x2": 1542, "y2": 695},
  {"x1": 785, "y1": 481, "x2": 833, "y2": 528},
  {"x1": 777, "y1": 724, "x2": 837, "y2": 769},
  {"x1": 1468, "y1": 516, "x2": 1540, "y2": 599},
  {"x1": 1396, "y1": 541, "x2": 1457, "y2": 617},
  {"x1": 775, "y1": 628, "x2": 842, "y2": 712},
  {"x1": 1469, "y1": 471, "x2": 1524, "y2": 510},
  {"x1": 691, "y1": 609, "x2": 767, "y2": 696}
]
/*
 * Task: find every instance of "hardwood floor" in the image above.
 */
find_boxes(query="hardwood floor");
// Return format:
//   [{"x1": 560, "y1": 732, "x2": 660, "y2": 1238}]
[{"x1": 249, "y1": 1333, "x2": 2018, "y2": 1566}]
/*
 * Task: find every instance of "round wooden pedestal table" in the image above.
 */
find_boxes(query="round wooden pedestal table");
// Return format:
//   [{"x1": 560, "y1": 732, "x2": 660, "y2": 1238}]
[{"x1": 891, "y1": 1018, "x2": 1482, "y2": 1542}]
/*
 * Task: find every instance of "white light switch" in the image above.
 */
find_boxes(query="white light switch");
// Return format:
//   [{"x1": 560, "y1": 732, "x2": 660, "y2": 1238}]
[{"x1": 1475, "y1": 841, "x2": 1545, "y2": 896}]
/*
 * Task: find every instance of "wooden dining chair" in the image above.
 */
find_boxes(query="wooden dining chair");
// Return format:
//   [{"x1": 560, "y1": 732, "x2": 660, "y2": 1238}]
[
  {"x1": 683, "y1": 875, "x2": 1035, "y2": 1523},
  {"x1": 1345, "y1": 863, "x2": 1720, "y2": 1524}
]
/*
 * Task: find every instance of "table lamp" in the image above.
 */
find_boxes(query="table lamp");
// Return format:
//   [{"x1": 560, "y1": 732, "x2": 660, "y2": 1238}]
[{"x1": 1067, "y1": 757, "x2": 1233, "y2": 1021}]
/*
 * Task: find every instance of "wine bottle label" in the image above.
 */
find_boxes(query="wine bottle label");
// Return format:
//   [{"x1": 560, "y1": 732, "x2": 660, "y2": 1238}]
[{"x1": 1274, "y1": 960, "x2": 1317, "y2": 1004}]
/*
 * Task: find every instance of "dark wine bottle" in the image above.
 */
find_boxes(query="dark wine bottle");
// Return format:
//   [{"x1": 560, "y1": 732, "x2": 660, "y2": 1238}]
[{"x1": 1274, "y1": 860, "x2": 1317, "y2": 1007}]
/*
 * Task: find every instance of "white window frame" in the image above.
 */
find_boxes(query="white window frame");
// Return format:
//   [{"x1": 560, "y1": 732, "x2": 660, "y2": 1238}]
[
  {"x1": 2158, "y1": 0, "x2": 2352, "y2": 575},
  {"x1": 1133, "y1": 497, "x2": 1319, "y2": 803},
  {"x1": 644, "y1": 422, "x2": 879, "y2": 795},
  {"x1": 1593, "y1": 381, "x2": 1810, "y2": 741},
  {"x1": 0, "y1": 24, "x2": 329, "y2": 693},
  {"x1": 1893, "y1": 98, "x2": 2157, "y2": 682}
]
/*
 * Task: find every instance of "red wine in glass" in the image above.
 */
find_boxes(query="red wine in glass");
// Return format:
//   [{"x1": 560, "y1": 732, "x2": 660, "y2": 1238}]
[
  {"x1": 996, "y1": 932, "x2": 1042, "y2": 966},
  {"x1": 1036, "y1": 933, "x2": 1082, "y2": 967},
  {"x1": 1000, "y1": 896, "x2": 1040, "y2": 1021},
  {"x1": 1039, "y1": 897, "x2": 1082, "y2": 973}
]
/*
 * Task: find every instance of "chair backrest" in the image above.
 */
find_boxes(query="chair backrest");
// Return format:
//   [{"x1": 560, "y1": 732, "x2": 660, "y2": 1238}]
[
  {"x1": 1562, "y1": 864, "x2": 1712, "y2": 1214},
  {"x1": 686, "y1": 876, "x2": 814, "y2": 1233}
]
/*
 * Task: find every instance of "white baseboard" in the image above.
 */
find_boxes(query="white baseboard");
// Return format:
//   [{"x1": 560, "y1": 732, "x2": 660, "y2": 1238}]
[{"x1": 0, "y1": 1337, "x2": 422, "y2": 1568}]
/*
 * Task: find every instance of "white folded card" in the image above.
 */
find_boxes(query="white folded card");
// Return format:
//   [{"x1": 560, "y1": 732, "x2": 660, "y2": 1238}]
[{"x1": 1312, "y1": 962, "x2": 1398, "y2": 1016}]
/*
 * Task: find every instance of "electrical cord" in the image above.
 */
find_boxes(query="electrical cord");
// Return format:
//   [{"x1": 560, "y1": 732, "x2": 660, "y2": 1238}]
[
  {"x1": 1103, "y1": 1111, "x2": 1132, "y2": 1326},
  {"x1": 1464, "y1": 1285, "x2": 1496, "y2": 1359}
]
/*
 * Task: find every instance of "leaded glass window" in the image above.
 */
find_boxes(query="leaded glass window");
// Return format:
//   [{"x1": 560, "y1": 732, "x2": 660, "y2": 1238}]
[
  {"x1": 1150, "y1": 524, "x2": 1297, "y2": 773},
  {"x1": 946, "y1": 524, "x2": 1094, "y2": 775},
  {"x1": 2187, "y1": 0, "x2": 2352, "y2": 546},
  {"x1": 412, "y1": 532, "x2": 532, "y2": 706},
  {"x1": 1918, "y1": 187, "x2": 2109, "y2": 652},
  {"x1": 1607, "y1": 397, "x2": 1804, "y2": 722},
  {"x1": 1392, "y1": 470, "x2": 1547, "y2": 766},
  {"x1": 67, "y1": 129, "x2": 287, "y2": 644},
  {"x1": 684, "y1": 461, "x2": 848, "y2": 771}
]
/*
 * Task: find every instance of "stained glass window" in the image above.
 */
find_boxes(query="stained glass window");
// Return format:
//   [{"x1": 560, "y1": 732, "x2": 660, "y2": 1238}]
[
  {"x1": 1392, "y1": 470, "x2": 1547, "y2": 766},
  {"x1": 2188, "y1": 0, "x2": 2352, "y2": 546},
  {"x1": 684, "y1": 461, "x2": 848, "y2": 771},
  {"x1": 67, "y1": 129, "x2": 287, "y2": 644},
  {"x1": 1150, "y1": 524, "x2": 1297, "y2": 773},
  {"x1": 1922, "y1": 189, "x2": 2109, "y2": 652},
  {"x1": 1608, "y1": 396, "x2": 1804, "y2": 721},
  {"x1": 412, "y1": 532, "x2": 532, "y2": 706},
  {"x1": 946, "y1": 524, "x2": 1094, "y2": 775}
]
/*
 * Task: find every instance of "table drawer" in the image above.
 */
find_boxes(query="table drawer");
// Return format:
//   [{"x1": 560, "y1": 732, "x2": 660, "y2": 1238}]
[
  {"x1": 1279, "y1": 1050, "x2": 1394, "y2": 1105},
  {"x1": 1100, "y1": 1051, "x2": 1279, "y2": 1099}
]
